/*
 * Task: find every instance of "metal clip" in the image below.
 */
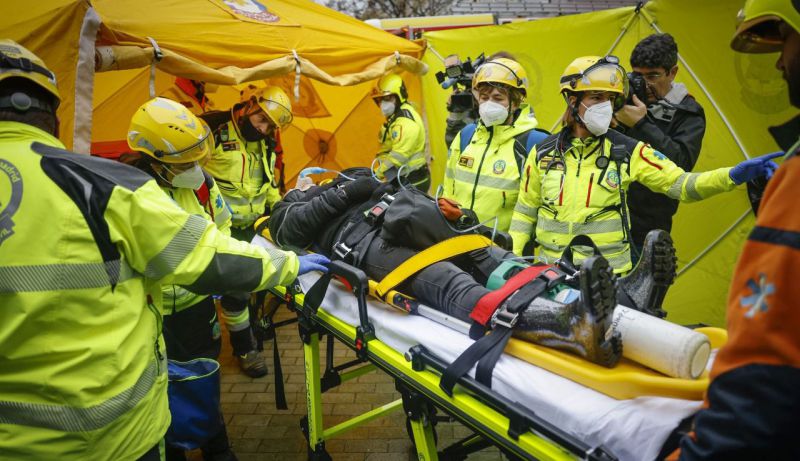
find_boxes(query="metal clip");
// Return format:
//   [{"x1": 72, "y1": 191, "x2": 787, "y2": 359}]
[
  {"x1": 492, "y1": 306, "x2": 519, "y2": 329},
  {"x1": 333, "y1": 242, "x2": 352, "y2": 260}
]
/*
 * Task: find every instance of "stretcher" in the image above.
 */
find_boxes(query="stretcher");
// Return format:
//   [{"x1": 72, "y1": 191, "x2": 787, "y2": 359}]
[{"x1": 254, "y1": 235, "x2": 717, "y2": 461}]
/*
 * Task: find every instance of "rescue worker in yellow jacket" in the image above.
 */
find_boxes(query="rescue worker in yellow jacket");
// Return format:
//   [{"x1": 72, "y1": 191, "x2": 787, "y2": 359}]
[
  {"x1": 509, "y1": 55, "x2": 781, "y2": 273},
  {"x1": 372, "y1": 74, "x2": 429, "y2": 191},
  {"x1": 125, "y1": 97, "x2": 238, "y2": 460},
  {"x1": 443, "y1": 57, "x2": 548, "y2": 233},
  {"x1": 202, "y1": 86, "x2": 294, "y2": 377},
  {"x1": 0, "y1": 40, "x2": 328, "y2": 460},
  {"x1": 204, "y1": 86, "x2": 292, "y2": 240}
]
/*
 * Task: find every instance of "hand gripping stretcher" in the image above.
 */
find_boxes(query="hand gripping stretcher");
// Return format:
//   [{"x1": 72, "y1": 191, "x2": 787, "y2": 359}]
[{"x1": 253, "y1": 234, "x2": 725, "y2": 461}]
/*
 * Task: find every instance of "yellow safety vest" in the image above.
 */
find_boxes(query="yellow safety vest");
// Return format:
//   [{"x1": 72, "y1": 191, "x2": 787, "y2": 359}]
[
  {"x1": 377, "y1": 102, "x2": 427, "y2": 176},
  {"x1": 509, "y1": 129, "x2": 736, "y2": 273},
  {"x1": 443, "y1": 105, "x2": 539, "y2": 232},
  {"x1": 0, "y1": 121, "x2": 298, "y2": 459},
  {"x1": 204, "y1": 120, "x2": 281, "y2": 228},
  {"x1": 159, "y1": 175, "x2": 232, "y2": 313}
]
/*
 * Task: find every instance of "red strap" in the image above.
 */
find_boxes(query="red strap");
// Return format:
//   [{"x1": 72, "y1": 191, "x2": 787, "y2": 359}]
[{"x1": 470, "y1": 265, "x2": 552, "y2": 326}]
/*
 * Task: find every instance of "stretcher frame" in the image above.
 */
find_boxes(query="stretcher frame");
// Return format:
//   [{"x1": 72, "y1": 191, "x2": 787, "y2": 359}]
[{"x1": 269, "y1": 260, "x2": 618, "y2": 461}]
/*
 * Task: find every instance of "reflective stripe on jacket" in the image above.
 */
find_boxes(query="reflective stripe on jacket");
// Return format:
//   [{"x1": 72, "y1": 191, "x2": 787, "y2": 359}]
[
  {"x1": 377, "y1": 102, "x2": 426, "y2": 175},
  {"x1": 159, "y1": 176, "x2": 232, "y2": 313},
  {"x1": 443, "y1": 105, "x2": 539, "y2": 232},
  {"x1": 510, "y1": 129, "x2": 735, "y2": 273},
  {"x1": 204, "y1": 120, "x2": 281, "y2": 228},
  {"x1": 0, "y1": 121, "x2": 297, "y2": 459}
]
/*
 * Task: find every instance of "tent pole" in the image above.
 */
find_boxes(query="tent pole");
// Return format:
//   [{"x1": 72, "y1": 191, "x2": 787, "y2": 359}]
[
  {"x1": 640, "y1": 8, "x2": 750, "y2": 161},
  {"x1": 676, "y1": 208, "x2": 750, "y2": 277},
  {"x1": 72, "y1": 7, "x2": 101, "y2": 154},
  {"x1": 605, "y1": 7, "x2": 642, "y2": 56}
]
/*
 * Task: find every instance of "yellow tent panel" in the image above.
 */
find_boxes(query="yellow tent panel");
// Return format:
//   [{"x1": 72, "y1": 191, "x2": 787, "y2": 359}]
[{"x1": 422, "y1": 0, "x2": 795, "y2": 326}]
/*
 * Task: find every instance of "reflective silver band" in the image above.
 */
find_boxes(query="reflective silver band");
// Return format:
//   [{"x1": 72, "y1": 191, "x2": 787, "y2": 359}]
[
  {"x1": 449, "y1": 168, "x2": 518, "y2": 191},
  {"x1": 537, "y1": 216, "x2": 570, "y2": 234},
  {"x1": 685, "y1": 173, "x2": 703, "y2": 200},
  {"x1": 144, "y1": 214, "x2": 207, "y2": 280},
  {"x1": 667, "y1": 173, "x2": 688, "y2": 200},
  {"x1": 509, "y1": 219, "x2": 534, "y2": 233},
  {"x1": 513, "y1": 203, "x2": 538, "y2": 218},
  {"x1": 0, "y1": 359, "x2": 160, "y2": 432},
  {"x1": 0, "y1": 260, "x2": 136, "y2": 293}
]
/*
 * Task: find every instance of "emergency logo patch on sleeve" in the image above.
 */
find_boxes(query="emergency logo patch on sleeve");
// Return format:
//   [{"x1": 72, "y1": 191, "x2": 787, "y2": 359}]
[
  {"x1": 458, "y1": 156, "x2": 474, "y2": 168},
  {"x1": 653, "y1": 150, "x2": 667, "y2": 161},
  {"x1": 740, "y1": 273, "x2": 774, "y2": 318},
  {"x1": 391, "y1": 125, "x2": 402, "y2": 141},
  {"x1": 493, "y1": 160, "x2": 506, "y2": 175}
]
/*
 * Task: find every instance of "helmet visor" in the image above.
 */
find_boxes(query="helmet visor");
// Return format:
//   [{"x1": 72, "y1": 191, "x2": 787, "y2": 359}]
[
  {"x1": 257, "y1": 96, "x2": 293, "y2": 129},
  {"x1": 472, "y1": 61, "x2": 524, "y2": 90},
  {"x1": 159, "y1": 121, "x2": 214, "y2": 164},
  {"x1": 731, "y1": 17, "x2": 785, "y2": 53}
]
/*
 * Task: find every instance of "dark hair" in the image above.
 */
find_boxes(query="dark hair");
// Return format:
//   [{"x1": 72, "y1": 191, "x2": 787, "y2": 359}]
[
  {"x1": 630, "y1": 33, "x2": 678, "y2": 71},
  {"x1": 0, "y1": 78, "x2": 58, "y2": 135}
]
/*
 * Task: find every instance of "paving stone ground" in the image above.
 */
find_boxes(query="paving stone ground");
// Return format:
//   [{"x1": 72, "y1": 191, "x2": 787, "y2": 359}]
[{"x1": 215, "y1": 305, "x2": 504, "y2": 460}]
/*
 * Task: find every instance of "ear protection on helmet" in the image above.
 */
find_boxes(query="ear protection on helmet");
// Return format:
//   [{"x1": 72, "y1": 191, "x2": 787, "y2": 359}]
[{"x1": 0, "y1": 92, "x2": 53, "y2": 112}]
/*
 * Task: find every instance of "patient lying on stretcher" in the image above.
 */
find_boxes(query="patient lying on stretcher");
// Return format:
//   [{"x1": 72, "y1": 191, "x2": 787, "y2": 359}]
[{"x1": 265, "y1": 168, "x2": 677, "y2": 368}]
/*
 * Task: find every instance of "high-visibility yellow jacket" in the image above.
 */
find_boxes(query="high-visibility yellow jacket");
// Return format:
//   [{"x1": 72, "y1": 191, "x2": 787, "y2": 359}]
[
  {"x1": 443, "y1": 105, "x2": 539, "y2": 232},
  {"x1": 377, "y1": 102, "x2": 427, "y2": 176},
  {"x1": 204, "y1": 120, "x2": 281, "y2": 228},
  {"x1": 159, "y1": 173, "x2": 232, "y2": 313},
  {"x1": 510, "y1": 129, "x2": 736, "y2": 273},
  {"x1": 0, "y1": 121, "x2": 298, "y2": 460}
]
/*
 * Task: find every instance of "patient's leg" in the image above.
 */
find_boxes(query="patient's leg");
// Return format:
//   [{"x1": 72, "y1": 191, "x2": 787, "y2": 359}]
[
  {"x1": 616, "y1": 229, "x2": 677, "y2": 318},
  {"x1": 359, "y1": 235, "x2": 490, "y2": 323},
  {"x1": 513, "y1": 256, "x2": 622, "y2": 367}
]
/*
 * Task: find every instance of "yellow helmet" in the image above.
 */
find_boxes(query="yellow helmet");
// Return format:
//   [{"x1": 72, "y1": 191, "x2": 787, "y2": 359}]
[
  {"x1": 371, "y1": 74, "x2": 408, "y2": 103},
  {"x1": 472, "y1": 58, "x2": 528, "y2": 95},
  {"x1": 127, "y1": 97, "x2": 214, "y2": 164},
  {"x1": 0, "y1": 39, "x2": 60, "y2": 109},
  {"x1": 253, "y1": 86, "x2": 293, "y2": 129},
  {"x1": 731, "y1": 0, "x2": 800, "y2": 53},
  {"x1": 560, "y1": 56, "x2": 628, "y2": 109}
]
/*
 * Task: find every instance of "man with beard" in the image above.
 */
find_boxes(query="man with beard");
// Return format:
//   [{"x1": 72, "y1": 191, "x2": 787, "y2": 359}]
[{"x1": 671, "y1": 1, "x2": 800, "y2": 459}]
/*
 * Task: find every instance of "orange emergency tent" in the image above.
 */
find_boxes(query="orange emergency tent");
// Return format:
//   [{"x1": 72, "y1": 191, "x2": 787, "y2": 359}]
[{"x1": 3, "y1": 0, "x2": 426, "y2": 184}]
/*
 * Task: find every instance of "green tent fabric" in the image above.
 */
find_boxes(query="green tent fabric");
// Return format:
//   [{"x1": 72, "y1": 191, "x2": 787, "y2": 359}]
[{"x1": 421, "y1": 0, "x2": 796, "y2": 326}]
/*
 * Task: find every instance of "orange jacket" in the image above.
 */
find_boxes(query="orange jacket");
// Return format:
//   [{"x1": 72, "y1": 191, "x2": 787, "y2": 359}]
[{"x1": 672, "y1": 119, "x2": 800, "y2": 460}]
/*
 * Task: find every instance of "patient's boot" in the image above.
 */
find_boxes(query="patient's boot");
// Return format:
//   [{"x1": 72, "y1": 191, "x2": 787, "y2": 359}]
[
  {"x1": 617, "y1": 230, "x2": 677, "y2": 318},
  {"x1": 512, "y1": 256, "x2": 622, "y2": 367}
]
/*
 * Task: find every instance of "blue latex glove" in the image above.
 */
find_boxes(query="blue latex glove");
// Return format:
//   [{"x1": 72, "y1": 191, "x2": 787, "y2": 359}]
[
  {"x1": 297, "y1": 254, "x2": 330, "y2": 276},
  {"x1": 729, "y1": 151, "x2": 783, "y2": 185}
]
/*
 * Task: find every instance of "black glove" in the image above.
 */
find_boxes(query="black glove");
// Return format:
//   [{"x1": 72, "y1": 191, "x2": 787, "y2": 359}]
[{"x1": 342, "y1": 177, "x2": 380, "y2": 202}]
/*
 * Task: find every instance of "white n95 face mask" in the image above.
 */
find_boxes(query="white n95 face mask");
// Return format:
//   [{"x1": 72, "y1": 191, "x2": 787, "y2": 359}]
[
  {"x1": 380, "y1": 100, "x2": 396, "y2": 117},
  {"x1": 170, "y1": 163, "x2": 205, "y2": 190},
  {"x1": 479, "y1": 101, "x2": 509, "y2": 127},
  {"x1": 580, "y1": 100, "x2": 613, "y2": 136}
]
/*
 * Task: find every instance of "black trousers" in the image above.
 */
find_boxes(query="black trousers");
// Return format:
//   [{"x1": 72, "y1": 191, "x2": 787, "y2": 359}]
[{"x1": 360, "y1": 234, "x2": 512, "y2": 323}]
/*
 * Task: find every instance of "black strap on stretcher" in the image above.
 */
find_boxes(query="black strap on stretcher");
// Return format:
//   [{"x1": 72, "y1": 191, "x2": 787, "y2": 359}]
[
  {"x1": 440, "y1": 266, "x2": 566, "y2": 395},
  {"x1": 332, "y1": 194, "x2": 394, "y2": 265}
]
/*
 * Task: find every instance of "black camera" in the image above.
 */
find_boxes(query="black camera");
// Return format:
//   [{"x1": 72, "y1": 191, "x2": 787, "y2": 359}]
[
  {"x1": 627, "y1": 72, "x2": 648, "y2": 105},
  {"x1": 436, "y1": 53, "x2": 486, "y2": 113}
]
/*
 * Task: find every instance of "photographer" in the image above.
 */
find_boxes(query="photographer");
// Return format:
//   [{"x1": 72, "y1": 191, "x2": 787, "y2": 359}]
[
  {"x1": 442, "y1": 54, "x2": 481, "y2": 147},
  {"x1": 614, "y1": 33, "x2": 706, "y2": 256}
]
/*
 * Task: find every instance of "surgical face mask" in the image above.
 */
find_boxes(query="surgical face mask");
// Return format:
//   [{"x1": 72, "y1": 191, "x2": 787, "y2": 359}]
[
  {"x1": 380, "y1": 100, "x2": 396, "y2": 117},
  {"x1": 580, "y1": 100, "x2": 613, "y2": 136},
  {"x1": 169, "y1": 163, "x2": 205, "y2": 190},
  {"x1": 478, "y1": 101, "x2": 509, "y2": 127}
]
